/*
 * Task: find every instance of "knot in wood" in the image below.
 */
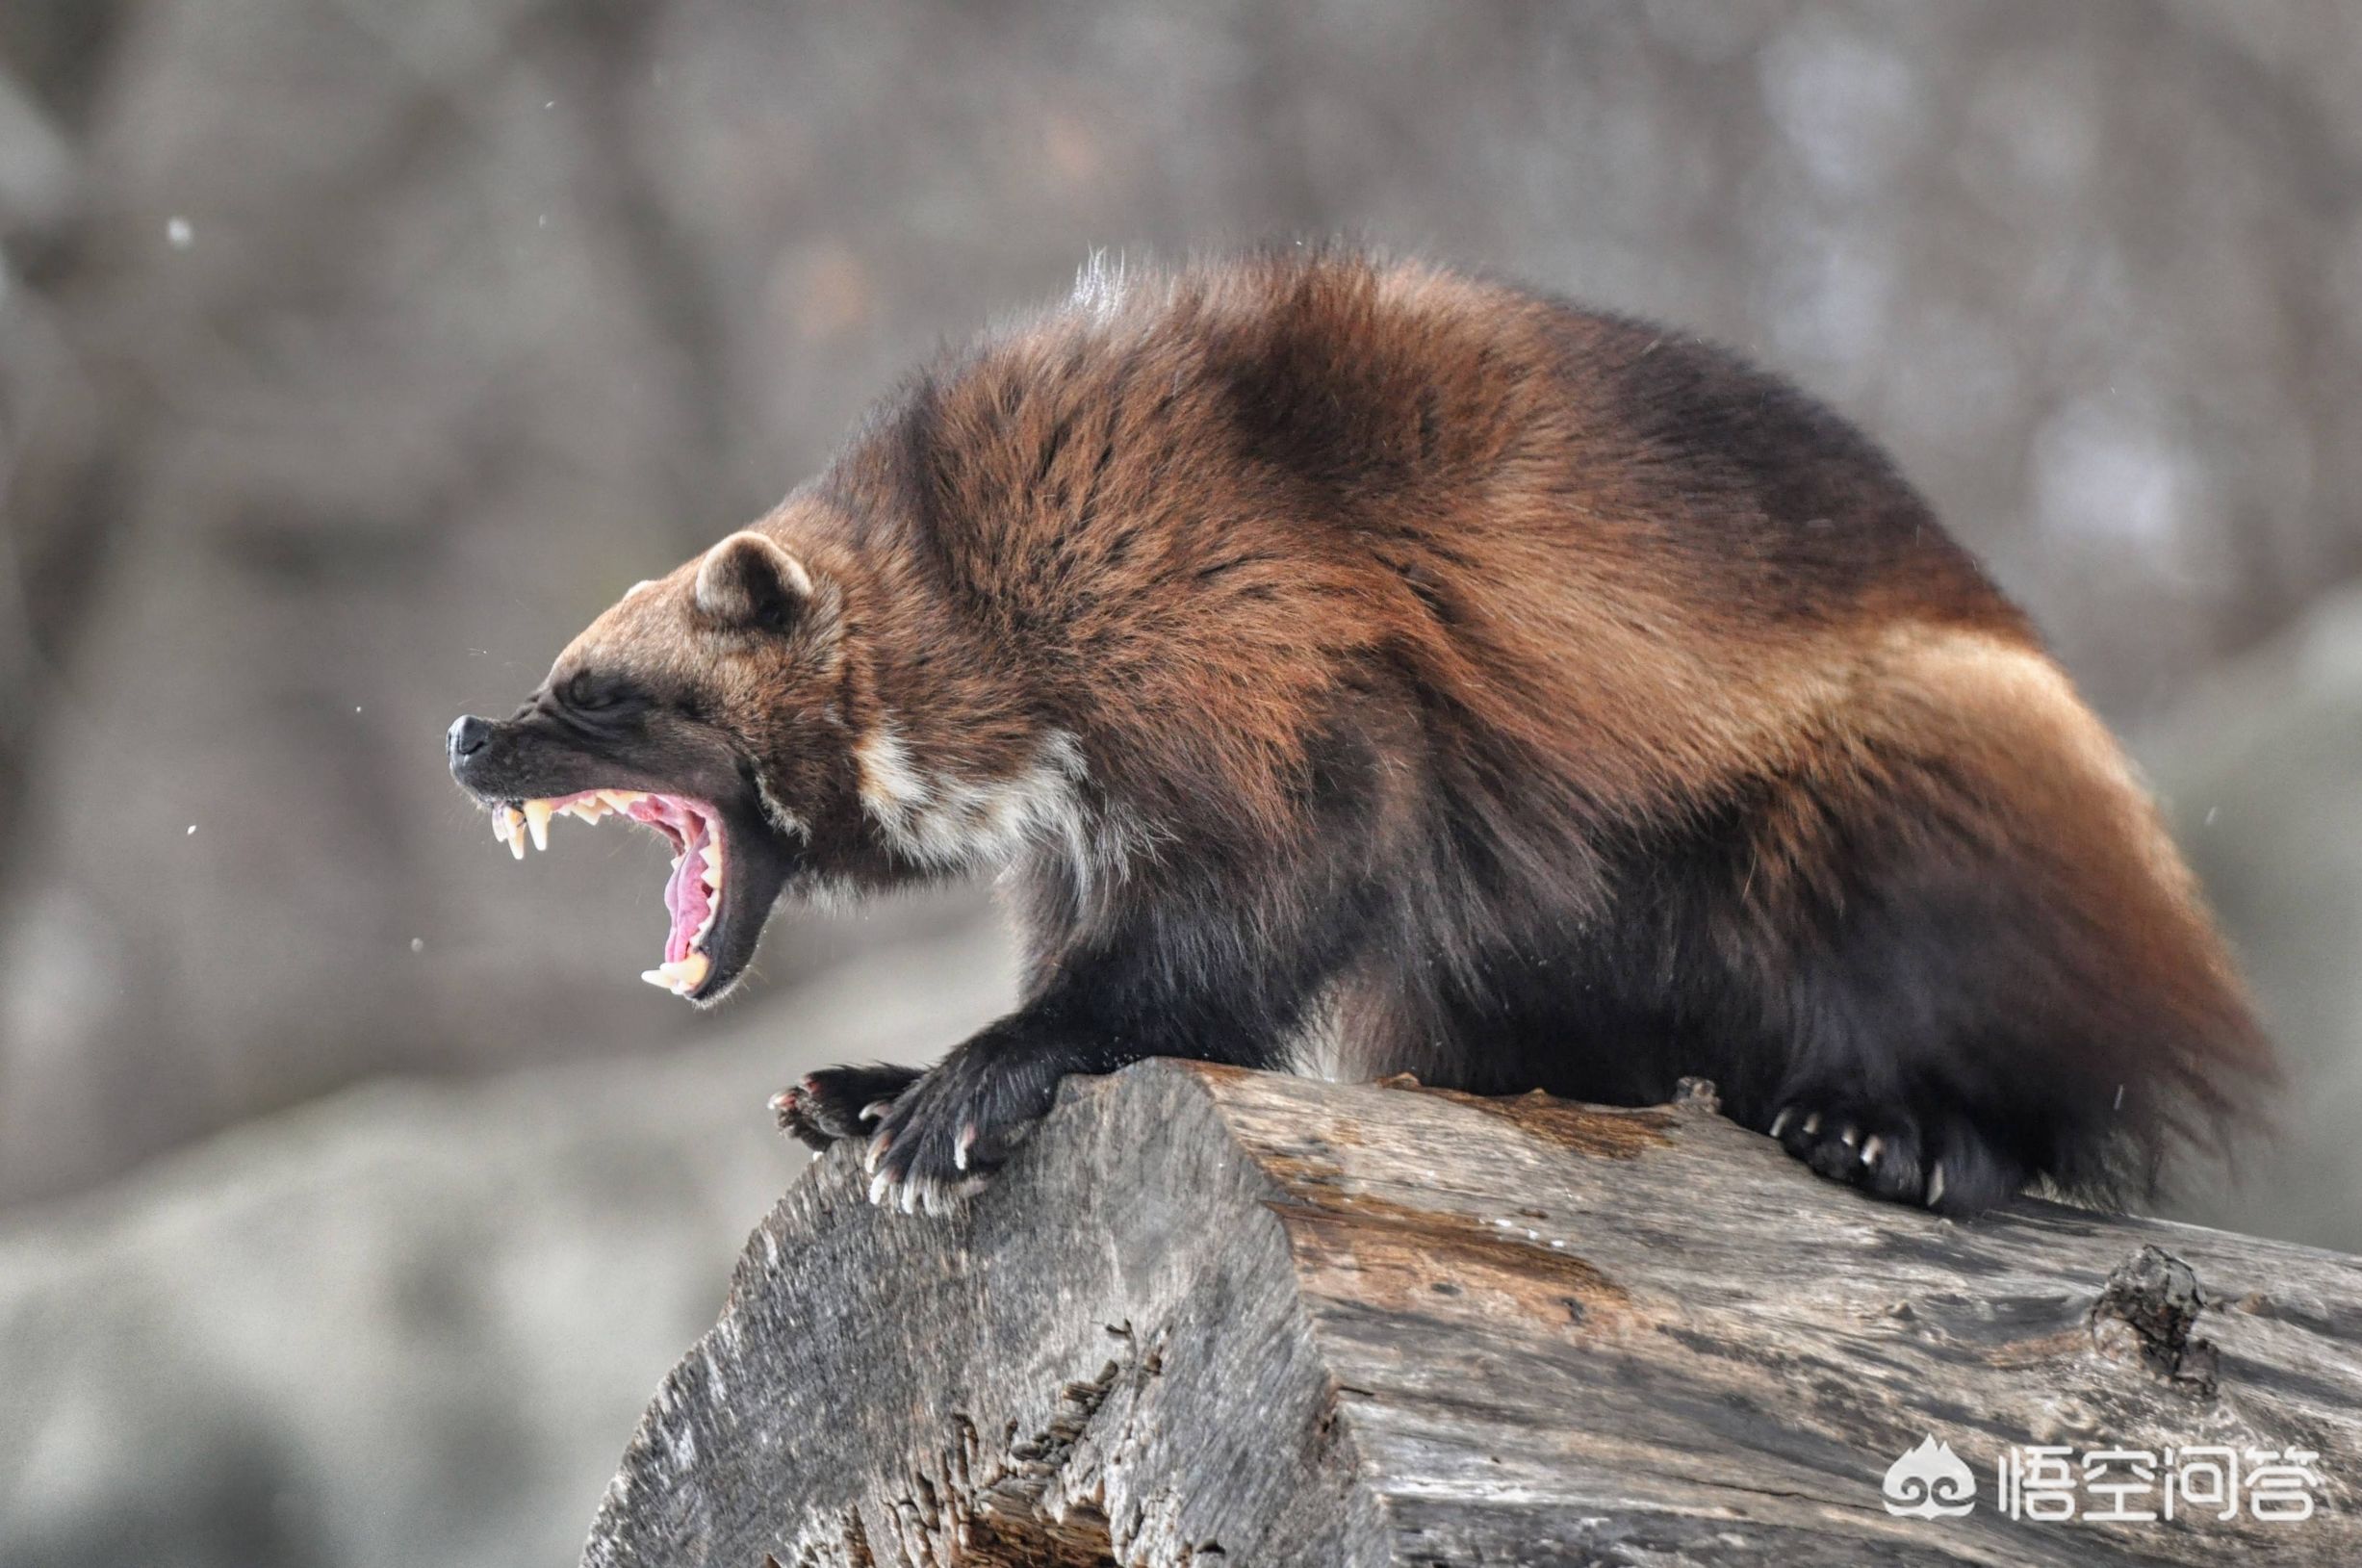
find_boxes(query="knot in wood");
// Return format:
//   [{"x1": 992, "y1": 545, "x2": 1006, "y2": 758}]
[
  {"x1": 2090, "y1": 1245, "x2": 2218, "y2": 1392},
  {"x1": 1672, "y1": 1075, "x2": 1721, "y2": 1113}
]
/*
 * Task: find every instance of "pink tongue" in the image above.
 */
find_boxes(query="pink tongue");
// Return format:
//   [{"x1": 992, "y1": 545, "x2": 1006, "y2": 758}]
[
  {"x1": 664, "y1": 842, "x2": 711, "y2": 963},
  {"x1": 626, "y1": 797, "x2": 712, "y2": 964}
]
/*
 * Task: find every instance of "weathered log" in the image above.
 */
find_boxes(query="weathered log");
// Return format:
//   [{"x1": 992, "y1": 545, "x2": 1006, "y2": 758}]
[{"x1": 581, "y1": 1062, "x2": 2361, "y2": 1567}]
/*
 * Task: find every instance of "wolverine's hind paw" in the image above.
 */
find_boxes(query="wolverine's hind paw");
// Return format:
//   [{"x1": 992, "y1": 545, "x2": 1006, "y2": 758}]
[
  {"x1": 1766, "y1": 1099, "x2": 2027, "y2": 1217},
  {"x1": 772, "y1": 1063, "x2": 924, "y2": 1152},
  {"x1": 1770, "y1": 1101, "x2": 1935, "y2": 1208}
]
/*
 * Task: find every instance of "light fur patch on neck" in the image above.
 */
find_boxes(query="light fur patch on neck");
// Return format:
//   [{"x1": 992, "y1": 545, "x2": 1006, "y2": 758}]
[
  {"x1": 857, "y1": 722, "x2": 1122, "y2": 890},
  {"x1": 753, "y1": 772, "x2": 810, "y2": 844}
]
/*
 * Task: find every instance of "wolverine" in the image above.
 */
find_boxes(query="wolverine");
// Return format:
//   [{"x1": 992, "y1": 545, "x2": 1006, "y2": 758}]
[{"x1": 447, "y1": 250, "x2": 2271, "y2": 1218}]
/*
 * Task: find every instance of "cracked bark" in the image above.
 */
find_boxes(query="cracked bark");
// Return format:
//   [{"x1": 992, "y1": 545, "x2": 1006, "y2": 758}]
[{"x1": 581, "y1": 1062, "x2": 2362, "y2": 1567}]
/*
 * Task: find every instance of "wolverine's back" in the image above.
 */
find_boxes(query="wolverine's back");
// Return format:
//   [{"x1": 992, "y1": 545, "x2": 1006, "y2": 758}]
[{"x1": 862, "y1": 255, "x2": 2026, "y2": 826}]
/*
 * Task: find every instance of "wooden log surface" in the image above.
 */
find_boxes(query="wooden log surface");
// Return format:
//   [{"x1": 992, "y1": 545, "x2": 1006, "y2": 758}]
[{"x1": 580, "y1": 1062, "x2": 2361, "y2": 1567}]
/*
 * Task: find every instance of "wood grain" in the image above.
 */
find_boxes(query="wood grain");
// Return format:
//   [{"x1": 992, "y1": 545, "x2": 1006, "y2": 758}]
[{"x1": 581, "y1": 1063, "x2": 2360, "y2": 1566}]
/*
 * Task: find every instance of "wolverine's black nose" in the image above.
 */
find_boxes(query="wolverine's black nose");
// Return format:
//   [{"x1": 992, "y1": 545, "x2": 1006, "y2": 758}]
[{"x1": 448, "y1": 714, "x2": 495, "y2": 766}]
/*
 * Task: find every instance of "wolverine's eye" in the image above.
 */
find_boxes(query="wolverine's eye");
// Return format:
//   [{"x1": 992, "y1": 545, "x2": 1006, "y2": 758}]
[{"x1": 564, "y1": 672, "x2": 635, "y2": 713}]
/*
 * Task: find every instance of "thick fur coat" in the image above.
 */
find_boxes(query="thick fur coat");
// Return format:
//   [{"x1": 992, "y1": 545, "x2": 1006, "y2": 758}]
[{"x1": 449, "y1": 251, "x2": 2271, "y2": 1217}]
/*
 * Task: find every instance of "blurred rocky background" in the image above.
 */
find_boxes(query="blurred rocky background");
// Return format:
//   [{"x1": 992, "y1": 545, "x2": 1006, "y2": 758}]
[{"x1": 1, "y1": 2, "x2": 2358, "y2": 1565}]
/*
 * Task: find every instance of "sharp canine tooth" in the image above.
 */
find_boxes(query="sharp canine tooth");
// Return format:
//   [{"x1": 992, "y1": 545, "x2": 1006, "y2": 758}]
[
  {"x1": 639, "y1": 968, "x2": 672, "y2": 989},
  {"x1": 503, "y1": 807, "x2": 526, "y2": 859},
  {"x1": 524, "y1": 800, "x2": 552, "y2": 850}
]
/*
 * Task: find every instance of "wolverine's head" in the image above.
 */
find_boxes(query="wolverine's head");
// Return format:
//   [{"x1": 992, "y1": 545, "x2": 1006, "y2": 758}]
[{"x1": 447, "y1": 527, "x2": 852, "y2": 1004}]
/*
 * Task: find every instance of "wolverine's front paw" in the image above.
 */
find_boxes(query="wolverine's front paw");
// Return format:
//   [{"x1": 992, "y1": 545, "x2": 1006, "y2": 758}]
[
  {"x1": 862, "y1": 1038, "x2": 1074, "y2": 1215},
  {"x1": 772, "y1": 1063, "x2": 924, "y2": 1153}
]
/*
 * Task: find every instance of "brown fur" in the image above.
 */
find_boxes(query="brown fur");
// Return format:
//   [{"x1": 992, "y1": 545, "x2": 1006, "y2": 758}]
[{"x1": 451, "y1": 250, "x2": 2271, "y2": 1216}]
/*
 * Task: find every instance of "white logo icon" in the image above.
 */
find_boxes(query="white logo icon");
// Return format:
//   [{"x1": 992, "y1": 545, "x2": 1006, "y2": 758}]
[{"x1": 1884, "y1": 1436, "x2": 1978, "y2": 1518}]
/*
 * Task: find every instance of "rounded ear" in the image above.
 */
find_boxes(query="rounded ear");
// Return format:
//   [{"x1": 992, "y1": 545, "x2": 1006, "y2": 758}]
[{"x1": 694, "y1": 530, "x2": 813, "y2": 631}]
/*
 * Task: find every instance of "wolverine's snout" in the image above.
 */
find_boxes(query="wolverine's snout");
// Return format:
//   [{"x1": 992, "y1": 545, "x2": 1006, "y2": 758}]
[
  {"x1": 448, "y1": 714, "x2": 495, "y2": 764},
  {"x1": 447, "y1": 712, "x2": 526, "y2": 799},
  {"x1": 446, "y1": 712, "x2": 501, "y2": 793}
]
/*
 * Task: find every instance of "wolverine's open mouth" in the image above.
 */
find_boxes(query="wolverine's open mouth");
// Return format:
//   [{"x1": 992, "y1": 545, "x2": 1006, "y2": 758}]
[{"x1": 488, "y1": 789, "x2": 732, "y2": 998}]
